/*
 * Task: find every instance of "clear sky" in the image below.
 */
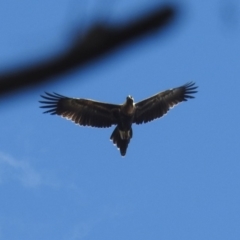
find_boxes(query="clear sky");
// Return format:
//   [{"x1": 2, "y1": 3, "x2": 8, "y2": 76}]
[{"x1": 1, "y1": 0, "x2": 240, "y2": 239}]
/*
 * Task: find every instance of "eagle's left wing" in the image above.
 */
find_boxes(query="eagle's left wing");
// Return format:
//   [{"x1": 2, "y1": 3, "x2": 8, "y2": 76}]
[
  {"x1": 39, "y1": 92, "x2": 120, "y2": 128},
  {"x1": 134, "y1": 82, "x2": 197, "y2": 124}
]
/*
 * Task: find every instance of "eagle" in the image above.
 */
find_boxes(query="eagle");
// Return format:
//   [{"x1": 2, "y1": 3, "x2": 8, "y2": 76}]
[{"x1": 39, "y1": 82, "x2": 197, "y2": 156}]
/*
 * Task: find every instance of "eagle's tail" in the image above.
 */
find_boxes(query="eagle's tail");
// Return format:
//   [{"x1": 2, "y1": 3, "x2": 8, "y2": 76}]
[{"x1": 110, "y1": 127, "x2": 132, "y2": 156}]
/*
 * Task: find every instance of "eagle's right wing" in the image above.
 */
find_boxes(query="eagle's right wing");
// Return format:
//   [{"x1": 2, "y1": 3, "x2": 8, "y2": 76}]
[
  {"x1": 39, "y1": 93, "x2": 120, "y2": 128},
  {"x1": 134, "y1": 82, "x2": 197, "y2": 124}
]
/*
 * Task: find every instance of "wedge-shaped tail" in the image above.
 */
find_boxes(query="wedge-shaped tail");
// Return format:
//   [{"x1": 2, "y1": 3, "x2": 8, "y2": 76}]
[{"x1": 110, "y1": 127, "x2": 132, "y2": 156}]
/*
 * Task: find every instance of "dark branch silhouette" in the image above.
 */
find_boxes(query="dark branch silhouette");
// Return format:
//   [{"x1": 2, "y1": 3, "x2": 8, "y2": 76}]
[{"x1": 0, "y1": 5, "x2": 177, "y2": 97}]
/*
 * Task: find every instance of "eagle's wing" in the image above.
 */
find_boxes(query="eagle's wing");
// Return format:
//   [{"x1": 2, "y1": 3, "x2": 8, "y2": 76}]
[
  {"x1": 134, "y1": 82, "x2": 198, "y2": 124},
  {"x1": 39, "y1": 93, "x2": 120, "y2": 128}
]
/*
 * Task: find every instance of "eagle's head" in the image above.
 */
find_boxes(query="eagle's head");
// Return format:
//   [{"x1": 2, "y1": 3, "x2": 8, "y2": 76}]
[{"x1": 126, "y1": 95, "x2": 134, "y2": 104}]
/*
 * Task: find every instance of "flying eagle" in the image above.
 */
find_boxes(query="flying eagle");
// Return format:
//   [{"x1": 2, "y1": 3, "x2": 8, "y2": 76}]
[{"x1": 39, "y1": 82, "x2": 197, "y2": 156}]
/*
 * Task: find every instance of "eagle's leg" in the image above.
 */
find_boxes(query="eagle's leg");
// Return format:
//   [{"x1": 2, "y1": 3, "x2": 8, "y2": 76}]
[
  {"x1": 119, "y1": 129, "x2": 132, "y2": 140},
  {"x1": 110, "y1": 126, "x2": 133, "y2": 156}
]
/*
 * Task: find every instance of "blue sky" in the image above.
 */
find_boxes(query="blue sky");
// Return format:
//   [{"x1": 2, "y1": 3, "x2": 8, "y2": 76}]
[{"x1": 1, "y1": 0, "x2": 240, "y2": 239}]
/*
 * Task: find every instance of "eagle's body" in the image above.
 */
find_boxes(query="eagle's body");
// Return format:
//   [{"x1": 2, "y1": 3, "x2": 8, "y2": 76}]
[{"x1": 40, "y1": 82, "x2": 197, "y2": 156}]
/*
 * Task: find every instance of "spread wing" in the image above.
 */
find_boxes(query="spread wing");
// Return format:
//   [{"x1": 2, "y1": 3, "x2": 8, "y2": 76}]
[
  {"x1": 39, "y1": 93, "x2": 120, "y2": 128},
  {"x1": 134, "y1": 82, "x2": 198, "y2": 124}
]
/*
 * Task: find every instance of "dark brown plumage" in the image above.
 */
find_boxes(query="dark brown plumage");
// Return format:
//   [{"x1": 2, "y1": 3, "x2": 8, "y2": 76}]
[{"x1": 39, "y1": 82, "x2": 197, "y2": 156}]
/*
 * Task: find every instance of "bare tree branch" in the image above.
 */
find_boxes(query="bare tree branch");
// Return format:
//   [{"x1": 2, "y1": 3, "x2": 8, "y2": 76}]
[{"x1": 0, "y1": 5, "x2": 177, "y2": 98}]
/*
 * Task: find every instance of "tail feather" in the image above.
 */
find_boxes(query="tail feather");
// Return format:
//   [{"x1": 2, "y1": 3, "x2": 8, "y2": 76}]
[{"x1": 110, "y1": 127, "x2": 132, "y2": 156}]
